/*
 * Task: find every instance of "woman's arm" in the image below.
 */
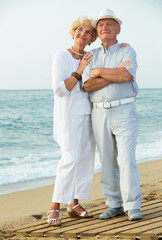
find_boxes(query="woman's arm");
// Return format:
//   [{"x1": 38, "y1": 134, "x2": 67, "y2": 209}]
[{"x1": 64, "y1": 52, "x2": 93, "y2": 92}]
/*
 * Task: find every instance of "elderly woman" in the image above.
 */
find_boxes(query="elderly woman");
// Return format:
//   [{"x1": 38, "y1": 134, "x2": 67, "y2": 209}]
[{"x1": 47, "y1": 17, "x2": 97, "y2": 226}]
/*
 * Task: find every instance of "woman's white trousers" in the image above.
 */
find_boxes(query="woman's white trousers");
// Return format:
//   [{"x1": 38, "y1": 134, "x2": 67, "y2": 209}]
[{"x1": 52, "y1": 114, "x2": 95, "y2": 204}]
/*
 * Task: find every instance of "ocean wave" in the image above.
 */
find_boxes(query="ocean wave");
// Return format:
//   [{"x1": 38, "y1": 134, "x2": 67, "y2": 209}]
[
  {"x1": 0, "y1": 151, "x2": 61, "y2": 166},
  {"x1": 0, "y1": 152, "x2": 60, "y2": 185},
  {"x1": 136, "y1": 138, "x2": 162, "y2": 162},
  {"x1": 1, "y1": 138, "x2": 162, "y2": 186}
]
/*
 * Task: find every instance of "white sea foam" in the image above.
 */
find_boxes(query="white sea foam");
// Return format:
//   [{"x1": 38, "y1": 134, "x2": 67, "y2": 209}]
[
  {"x1": 136, "y1": 138, "x2": 162, "y2": 162},
  {"x1": 1, "y1": 138, "x2": 162, "y2": 187},
  {"x1": 0, "y1": 152, "x2": 60, "y2": 185}
]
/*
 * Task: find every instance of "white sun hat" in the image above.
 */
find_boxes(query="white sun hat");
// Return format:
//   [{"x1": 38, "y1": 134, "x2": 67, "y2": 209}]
[{"x1": 92, "y1": 8, "x2": 122, "y2": 29}]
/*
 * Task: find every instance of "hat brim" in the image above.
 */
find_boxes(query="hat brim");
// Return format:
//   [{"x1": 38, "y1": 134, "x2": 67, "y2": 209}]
[{"x1": 92, "y1": 15, "x2": 122, "y2": 29}]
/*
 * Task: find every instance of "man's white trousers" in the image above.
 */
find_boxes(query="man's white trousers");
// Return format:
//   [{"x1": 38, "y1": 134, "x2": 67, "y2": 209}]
[{"x1": 92, "y1": 102, "x2": 142, "y2": 211}]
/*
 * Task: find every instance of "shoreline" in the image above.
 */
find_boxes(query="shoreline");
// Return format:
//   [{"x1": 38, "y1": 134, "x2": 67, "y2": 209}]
[
  {"x1": 0, "y1": 159, "x2": 162, "y2": 228},
  {"x1": 0, "y1": 176, "x2": 56, "y2": 196},
  {"x1": 0, "y1": 169, "x2": 101, "y2": 196}
]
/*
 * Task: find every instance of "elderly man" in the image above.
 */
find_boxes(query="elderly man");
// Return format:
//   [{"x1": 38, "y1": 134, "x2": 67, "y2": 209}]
[{"x1": 83, "y1": 9, "x2": 142, "y2": 221}]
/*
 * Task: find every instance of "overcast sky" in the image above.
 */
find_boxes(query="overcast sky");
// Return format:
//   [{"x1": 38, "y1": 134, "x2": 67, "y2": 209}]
[{"x1": 0, "y1": 0, "x2": 162, "y2": 89}]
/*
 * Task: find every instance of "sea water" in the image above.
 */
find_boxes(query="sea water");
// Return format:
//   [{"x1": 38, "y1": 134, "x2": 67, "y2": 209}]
[{"x1": 0, "y1": 89, "x2": 162, "y2": 193}]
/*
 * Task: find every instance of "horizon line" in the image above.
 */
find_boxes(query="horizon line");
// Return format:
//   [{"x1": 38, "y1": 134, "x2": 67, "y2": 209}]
[{"x1": 0, "y1": 88, "x2": 162, "y2": 91}]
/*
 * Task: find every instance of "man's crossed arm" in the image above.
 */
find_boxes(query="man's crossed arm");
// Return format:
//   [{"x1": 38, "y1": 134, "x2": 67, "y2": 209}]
[{"x1": 83, "y1": 61, "x2": 132, "y2": 92}]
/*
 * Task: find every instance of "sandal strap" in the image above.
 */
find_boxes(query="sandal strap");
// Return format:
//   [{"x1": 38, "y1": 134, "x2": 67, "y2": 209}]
[
  {"x1": 47, "y1": 209, "x2": 61, "y2": 224},
  {"x1": 80, "y1": 211, "x2": 88, "y2": 216},
  {"x1": 47, "y1": 218, "x2": 61, "y2": 222},
  {"x1": 81, "y1": 210, "x2": 92, "y2": 217},
  {"x1": 70, "y1": 204, "x2": 92, "y2": 217},
  {"x1": 47, "y1": 209, "x2": 59, "y2": 215},
  {"x1": 73, "y1": 204, "x2": 80, "y2": 209}
]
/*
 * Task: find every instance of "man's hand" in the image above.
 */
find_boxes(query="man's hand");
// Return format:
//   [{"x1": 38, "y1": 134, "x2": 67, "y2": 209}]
[
  {"x1": 90, "y1": 68, "x2": 101, "y2": 78},
  {"x1": 118, "y1": 60, "x2": 131, "y2": 68},
  {"x1": 90, "y1": 60, "x2": 131, "y2": 78}
]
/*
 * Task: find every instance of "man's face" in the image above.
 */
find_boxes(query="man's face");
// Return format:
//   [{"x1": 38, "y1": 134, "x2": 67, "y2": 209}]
[{"x1": 97, "y1": 18, "x2": 120, "y2": 43}]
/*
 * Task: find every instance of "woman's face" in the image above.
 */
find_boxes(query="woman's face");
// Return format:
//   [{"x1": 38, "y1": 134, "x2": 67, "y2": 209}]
[{"x1": 74, "y1": 25, "x2": 93, "y2": 47}]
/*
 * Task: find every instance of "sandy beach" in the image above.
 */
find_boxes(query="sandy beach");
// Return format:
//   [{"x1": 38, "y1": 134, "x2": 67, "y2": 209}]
[{"x1": 0, "y1": 159, "x2": 162, "y2": 230}]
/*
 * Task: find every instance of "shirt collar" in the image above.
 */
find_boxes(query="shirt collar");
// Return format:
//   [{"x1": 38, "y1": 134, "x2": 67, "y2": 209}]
[{"x1": 101, "y1": 41, "x2": 120, "y2": 54}]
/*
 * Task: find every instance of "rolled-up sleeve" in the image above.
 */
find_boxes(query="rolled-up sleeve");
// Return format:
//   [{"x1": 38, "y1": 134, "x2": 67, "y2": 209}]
[
  {"x1": 122, "y1": 46, "x2": 138, "y2": 81},
  {"x1": 52, "y1": 52, "x2": 70, "y2": 97}
]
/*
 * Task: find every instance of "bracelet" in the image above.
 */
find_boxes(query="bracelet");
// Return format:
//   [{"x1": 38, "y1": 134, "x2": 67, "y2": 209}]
[{"x1": 71, "y1": 72, "x2": 82, "y2": 81}]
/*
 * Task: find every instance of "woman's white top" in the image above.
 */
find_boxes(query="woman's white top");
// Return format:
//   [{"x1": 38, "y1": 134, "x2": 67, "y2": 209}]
[{"x1": 52, "y1": 49, "x2": 92, "y2": 146}]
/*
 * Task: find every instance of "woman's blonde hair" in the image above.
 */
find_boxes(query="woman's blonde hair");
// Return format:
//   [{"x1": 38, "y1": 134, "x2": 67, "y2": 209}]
[{"x1": 69, "y1": 16, "x2": 97, "y2": 43}]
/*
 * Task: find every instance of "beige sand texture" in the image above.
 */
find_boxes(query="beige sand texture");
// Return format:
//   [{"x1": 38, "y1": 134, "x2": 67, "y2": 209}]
[{"x1": 0, "y1": 159, "x2": 162, "y2": 229}]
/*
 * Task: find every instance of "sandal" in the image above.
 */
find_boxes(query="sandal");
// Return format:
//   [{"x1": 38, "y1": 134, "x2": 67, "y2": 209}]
[
  {"x1": 67, "y1": 204, "x2": 93, "y2": 219},
  {"x1": 47, "y1": 209, "x2": 61, "y2": 226}
]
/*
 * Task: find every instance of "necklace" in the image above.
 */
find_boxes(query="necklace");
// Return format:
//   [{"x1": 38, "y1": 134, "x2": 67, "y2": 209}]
[{"x1": 70, "y1": 47, "x2": 85, "y2": 56}]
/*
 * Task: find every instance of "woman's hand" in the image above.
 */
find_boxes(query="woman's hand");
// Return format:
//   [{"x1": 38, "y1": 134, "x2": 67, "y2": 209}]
[
  {"x1": 120, "y1": 43, "x2": 130, "y2": 48},
  {"x1": 118, "y1": 60, "x2": 131, "y2": 68},
  {"x1": 77, "y1": 52, "x2": 93, "y2": 74}
]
